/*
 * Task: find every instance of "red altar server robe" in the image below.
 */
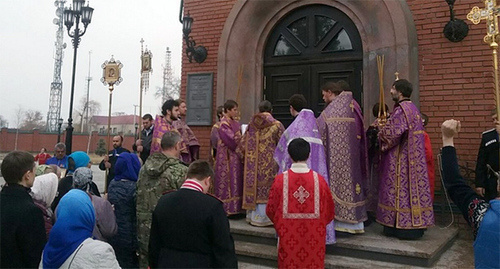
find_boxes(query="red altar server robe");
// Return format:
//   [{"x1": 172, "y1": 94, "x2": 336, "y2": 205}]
[
  {"x1": 267, "y1": 165, "x2": 335, "y2": 269},
  {"x1": 424, "y1": 131, "x2": 435, "y2": 200}
]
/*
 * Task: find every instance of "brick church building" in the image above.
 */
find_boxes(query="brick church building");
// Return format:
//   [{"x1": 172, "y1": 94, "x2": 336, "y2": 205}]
[{"x1": 180, "y1": 0, "x2": 495, "y2": 171}]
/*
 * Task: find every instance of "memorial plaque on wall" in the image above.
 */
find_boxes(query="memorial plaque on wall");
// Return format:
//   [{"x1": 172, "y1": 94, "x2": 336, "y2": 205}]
[{"x1": 186, "y1": 73, "x2": 213, "y2": 126}]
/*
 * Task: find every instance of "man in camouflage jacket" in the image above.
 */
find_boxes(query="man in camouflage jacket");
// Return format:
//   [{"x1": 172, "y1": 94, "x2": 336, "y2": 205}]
[{"x1": 136, "y1": 131, "x2": 188, "y2": 268}]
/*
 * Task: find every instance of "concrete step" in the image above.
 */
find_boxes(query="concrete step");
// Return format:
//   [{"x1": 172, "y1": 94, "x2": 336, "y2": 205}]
[
  {"x1": 229, "y1": 219, "x2": 459, "y2": 267},
  {"x1": 235, "y1": 238, "x2": 474, "y2": 269}
]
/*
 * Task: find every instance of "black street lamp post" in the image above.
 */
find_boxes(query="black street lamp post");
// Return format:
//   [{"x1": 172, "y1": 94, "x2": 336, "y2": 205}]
[
  {"x1": 63, "y1": 0, "x2": 94, "y2": 155},
  {"x1": 57, "y1": 118, "x2": 64, "y2": 143},
  {"x1": 134, "y1": 123, "x2": 139, "y2": 141}
]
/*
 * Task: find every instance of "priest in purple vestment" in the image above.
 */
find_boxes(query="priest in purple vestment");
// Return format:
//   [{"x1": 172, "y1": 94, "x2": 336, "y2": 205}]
[
  {"x1": 366, "y1": 103, "x2": 390, "y2": 218},
  {"x1": 238, "y1": 101, "x2": 284, "y2": 226},
  {"x1": 317, "y1": 81, "x2": 368, "y2": 234},
  {"x1": 210, "y1": 106, "x2": 225, "y2": 162},
  {"x1": 151, "y1": 100, "x2": 186, "y2": 155},
  {"x1": 173, "y1": 99, "x2": 200, "y2": 164},
  {"x1": 377, "y1": 79, "x2": 434, "y2": 240},
  {"x1": 274, "y1": 94, "x2": 335, "y2": 244},
  {"x1": 214, "y1": 100, "x2": 244, "y2": 215}
]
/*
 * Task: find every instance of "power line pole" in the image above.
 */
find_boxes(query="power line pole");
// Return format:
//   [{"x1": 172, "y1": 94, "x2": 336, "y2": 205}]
[{"x1": 82, "y1": 50, "x2": 92, "y2": 133}]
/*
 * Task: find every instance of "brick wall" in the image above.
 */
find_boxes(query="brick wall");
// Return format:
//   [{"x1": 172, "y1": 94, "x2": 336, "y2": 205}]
[
  {"x1": 407, "y1": 0, "x2": 494, "y2": 187},
  {"x1": 0, "y1": 128, "x2": 136, "y2": 154},
  {"x1": 181, "y1": 0, "x2": 237, "y2": 160},
  {"x1": 182, "y1": 0, "x2": 493, "y2": 175}
]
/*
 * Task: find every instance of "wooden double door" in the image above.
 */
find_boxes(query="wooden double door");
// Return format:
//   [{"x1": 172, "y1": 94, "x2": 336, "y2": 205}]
[{"x1": 264, "y1": 4, "x2": 363, "y2": 126}]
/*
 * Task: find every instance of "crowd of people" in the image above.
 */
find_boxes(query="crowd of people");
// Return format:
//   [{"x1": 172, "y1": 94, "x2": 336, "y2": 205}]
[{"x1": 1, "y1": 79, "x2": 499, "y2": 268}]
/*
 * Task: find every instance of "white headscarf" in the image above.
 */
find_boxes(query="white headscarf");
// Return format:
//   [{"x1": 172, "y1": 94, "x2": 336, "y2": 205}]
[{"x1": 31, "y1": 173, "x2": 58, "y2": 207}]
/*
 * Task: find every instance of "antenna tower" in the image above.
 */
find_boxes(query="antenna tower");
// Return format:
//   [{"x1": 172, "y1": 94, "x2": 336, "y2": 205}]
[
  {"x1": 47, "y1": 0, "x2": 67, "y2": 132},
  {"x1": 162, "y1": 47, "x2": 174, "y2": 103}
]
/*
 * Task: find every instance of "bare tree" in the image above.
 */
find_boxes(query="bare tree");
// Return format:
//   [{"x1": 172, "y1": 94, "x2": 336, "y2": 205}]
[
  {"x1": 0, "y1": 115, "x2": 8, "y2": 128},
  {"x1": 20, "y1": 110, "x2": 45, "y2": 130},
  {"x1": 155, "y1": 77, "x2": 181, "y2": 102},
  {"x1": 75, "y1": 97, "x2": 101, "y2": 133}
]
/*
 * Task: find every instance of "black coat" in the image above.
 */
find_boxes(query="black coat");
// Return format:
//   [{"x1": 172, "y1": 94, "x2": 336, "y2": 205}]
[
  {"x1": 475, "y1": 129, "x2": 499, "y2": 201},
  {"x1": 51, "y1": 175, "x2": 101, "y2": 211},
  {"x1": 149, "y1": 188, "x2": 237, "y2": 269},
  {"x1": 108, "y1": 179, "x2": 137, "y2": 251},
  {"x1": 132, "y1": 127, "x2": 154, "y2": 164},
  {"x1": 99, "y1": 147, "x2": 130, "y2": 188},
  {"x1": 1, "y1": 184, "x2": 47, "y2": 268}
]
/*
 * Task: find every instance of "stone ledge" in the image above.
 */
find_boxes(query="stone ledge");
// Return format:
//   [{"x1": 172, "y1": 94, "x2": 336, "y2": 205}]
[
  {"x1": 230, "y1": 219, "x2": 459, "y2": 267},
  {"x1": 234, "y1": 238, "x2": 474, "y2": 269}
]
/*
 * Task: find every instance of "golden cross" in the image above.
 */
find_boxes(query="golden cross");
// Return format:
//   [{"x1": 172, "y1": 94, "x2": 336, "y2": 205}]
[
  {"x1": 467, "y1": 0, "x2": 500, "y2": 46},
  {"x1": 468, "y1": 0, "x2": 500, "y2": 169}
]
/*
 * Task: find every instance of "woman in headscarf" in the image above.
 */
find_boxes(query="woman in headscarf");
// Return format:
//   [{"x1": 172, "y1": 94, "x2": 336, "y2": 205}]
[
  {"x1": 35, "y1": 165, "x2": 54, "y2": 177},
  {"x1": 51, "y1": 151, "x2": 100, "y2": 211},
  {"x1": 40, "y1": 189, "x2": 120, "y2": 269},
  {"x1": 31, "y1": 173, "x2": 58, "y2": 238},
  {"x1": 108, "y1": 152, "x2": 141, "y2": 268},
  {"x1": 73, "y1": 167, "x2": 117, "y2": 242}
]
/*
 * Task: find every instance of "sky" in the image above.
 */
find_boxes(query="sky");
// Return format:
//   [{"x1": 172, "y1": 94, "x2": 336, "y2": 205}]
[{"x1": 0, "y1": 0, "x2": 183, "y2": 128}]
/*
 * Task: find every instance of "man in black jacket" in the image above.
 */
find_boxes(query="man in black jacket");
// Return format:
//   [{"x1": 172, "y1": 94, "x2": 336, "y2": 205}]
[
  {"x1": 133, "y1": 114, "x2": 154, "y2": 164},
  {"x1": 1, "y1": 151, "x2": 46, "y2": 268},
  {"x1": 475, "y1": 112, "x2": 499, "y2": 201},
  {"x1": 149, "y1": 160, "x2": 237, "y2": 268},
  {"x1": 99, "y1": 135, "x2": 130, "y2": 189}
]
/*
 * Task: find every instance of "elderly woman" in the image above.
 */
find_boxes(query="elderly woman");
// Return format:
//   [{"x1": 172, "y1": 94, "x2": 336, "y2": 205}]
[
  {"x1": 73, "y1": 167, "x2": 117, "y2": 242},
  {"x1": 108, "y1": 152, "x2": 141, "y2": 268},
  {"x1": 31, "y1": 173, "x2": 58, "y2": 238},
  {"x1": 51, "y1": 151, "x2": 100, "y2": 211},
  {"x1": 40, "y1": 189, "x2": 120, "y2": 268}
]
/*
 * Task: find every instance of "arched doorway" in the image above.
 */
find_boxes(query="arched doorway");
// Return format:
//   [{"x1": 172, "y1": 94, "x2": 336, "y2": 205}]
[
  {"x1": 216, "y1": 0, "x2": 418, "y2": 124},
  {"x1": 264, "y1": 5, "x2": 363, "y2": 126}
]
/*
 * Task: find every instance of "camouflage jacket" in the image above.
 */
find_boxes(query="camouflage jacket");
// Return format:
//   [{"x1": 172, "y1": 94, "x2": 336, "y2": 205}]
[{"x1": 136, "y1": 153, "x2": 188, "y2": 250}]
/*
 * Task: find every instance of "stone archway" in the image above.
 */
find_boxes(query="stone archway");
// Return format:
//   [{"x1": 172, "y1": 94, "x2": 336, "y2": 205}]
[{"x1": 217, "y1": 0, "x2": 419, "y2": 123}]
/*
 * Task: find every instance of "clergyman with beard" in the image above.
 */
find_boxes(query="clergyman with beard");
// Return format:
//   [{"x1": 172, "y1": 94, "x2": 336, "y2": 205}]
[
  {"x1": 376, "y1": 79, "x2": 434, "y2": 240},
  {"x1": 99, "y1": 135, "x2": 130, "y2": 189},
  {"x1": 150, "y1": 99, "x2": 187, "y2": 155}
]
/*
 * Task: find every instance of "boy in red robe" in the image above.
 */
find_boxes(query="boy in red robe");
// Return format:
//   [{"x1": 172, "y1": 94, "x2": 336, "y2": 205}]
[{"x1": 267, "y1": 138, "x2": 335, "y2": 269}]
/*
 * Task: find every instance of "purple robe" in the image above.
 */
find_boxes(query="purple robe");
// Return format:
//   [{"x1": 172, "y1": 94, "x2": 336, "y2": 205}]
[
  {"x1": 366, "y1": 119, "x2": 382, "y2": 213},
  {"x1": 214, "y1": 116, "x2": 243, "y2": 215},
  {"x1": 377, "y1": 101, "x2": 434, "y2": 229},
  {"x1": 238, "y1": 112, "x2": 284, "y2": 210},
  {"x1": 274, "y1": 109, "x2": 335, "y2": 244},
  {"x1": 210, "y1": 121, "x2": 221, "y2": 158},
  {"x1": 150, "y1": 115, "x2": 186, "y2": 155},
  {"x1": 317, "y1": 92, "x2": 368, "y2": 225},
  {"x1": 173, "y1": 119, "x2": 200, "y2": 164}
]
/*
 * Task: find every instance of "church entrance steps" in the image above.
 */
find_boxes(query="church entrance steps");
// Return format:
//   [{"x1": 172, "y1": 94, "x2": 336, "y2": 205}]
[{"x1": 230, "y1": 219, "x2": 461, "y2": 268}]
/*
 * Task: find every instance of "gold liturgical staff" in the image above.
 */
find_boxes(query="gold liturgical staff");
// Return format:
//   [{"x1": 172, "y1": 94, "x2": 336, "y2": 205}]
[
  {"x1": 468, "y1": 0, "x2": 500, "y2": 166},
  {"x1": 101, "y1": 56, "x2": 123, "y2": 192}
]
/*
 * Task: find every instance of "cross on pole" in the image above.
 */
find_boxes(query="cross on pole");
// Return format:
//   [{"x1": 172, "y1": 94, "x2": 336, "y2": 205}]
[{"x1": 468, "y1": 0, "x2": 500, "y2": 169}]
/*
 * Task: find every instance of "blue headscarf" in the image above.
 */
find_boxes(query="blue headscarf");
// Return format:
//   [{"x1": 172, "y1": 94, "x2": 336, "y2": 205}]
[
  {"x1": 66, "y1": 151, "x2": 91, "y2": 174},
  {"x1": 42, "y1": 189, "x2": 95, "y2": 268},
  {"x1": 114, "y1": 152, "x2": 141, "y2": 181}
]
